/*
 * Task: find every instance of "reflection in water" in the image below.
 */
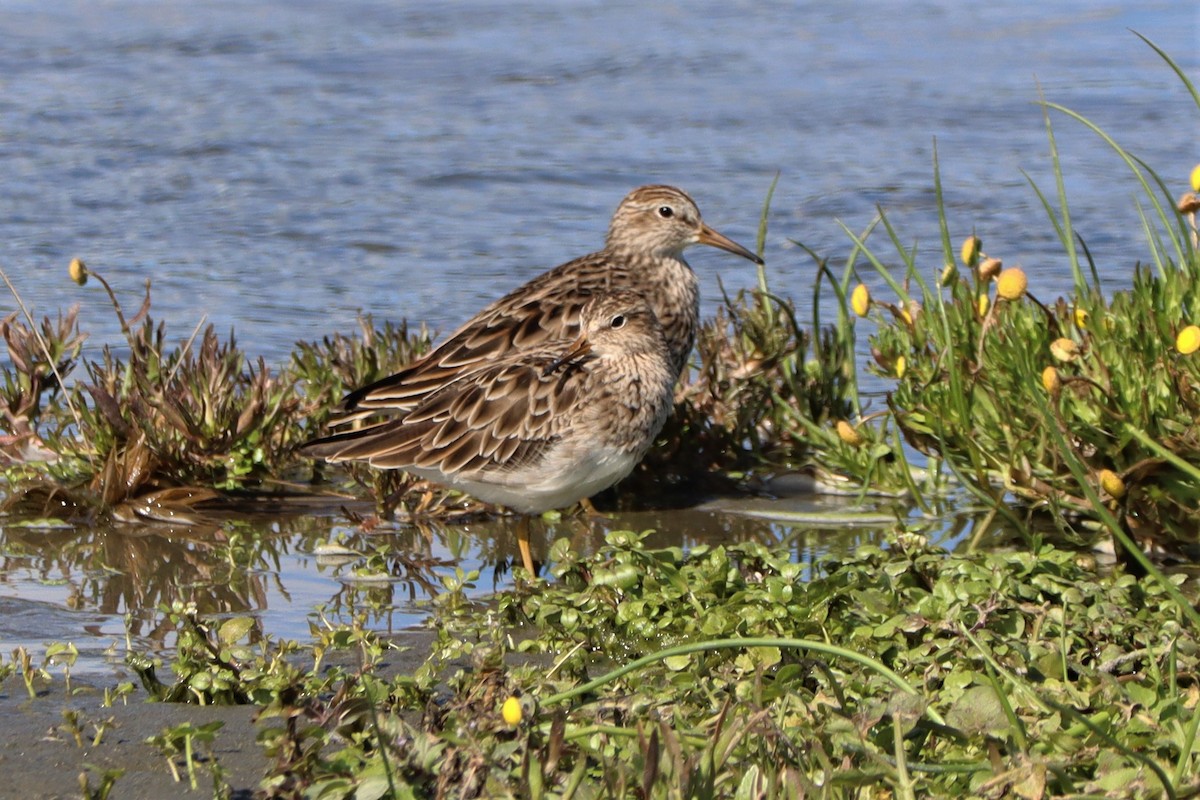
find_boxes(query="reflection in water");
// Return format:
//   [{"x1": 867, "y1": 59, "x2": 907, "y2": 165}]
[
  {"x1": 2, "y1": 519, "x2": 287, "y2": 652},
  {"x1": 0, "y1": 494, "x2": 923, "y2": 674}
]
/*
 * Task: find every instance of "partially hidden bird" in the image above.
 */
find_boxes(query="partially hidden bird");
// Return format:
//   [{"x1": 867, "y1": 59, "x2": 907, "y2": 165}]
[{"x1": 303, "y1": 290, "x2": 678, "y2": 574}]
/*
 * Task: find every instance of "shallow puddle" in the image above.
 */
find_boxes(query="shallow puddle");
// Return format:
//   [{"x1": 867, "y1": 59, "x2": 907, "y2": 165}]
[{"x1": 0, "y1": 480, "x2": 949, "y2": 679}]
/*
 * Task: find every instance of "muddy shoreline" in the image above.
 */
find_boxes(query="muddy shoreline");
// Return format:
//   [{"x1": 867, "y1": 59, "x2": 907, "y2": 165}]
[{"x1": 0, "y1": 630, "x2": 437, "y2": 799}]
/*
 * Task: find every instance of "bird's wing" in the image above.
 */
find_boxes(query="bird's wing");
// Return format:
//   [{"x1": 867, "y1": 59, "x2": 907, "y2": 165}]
[
  {"x1": 304, "y1": 349, "x2": 589, "y2": 477},
  {"x1": 339, "y1": 252, "x2": 628, "y2": 414}
]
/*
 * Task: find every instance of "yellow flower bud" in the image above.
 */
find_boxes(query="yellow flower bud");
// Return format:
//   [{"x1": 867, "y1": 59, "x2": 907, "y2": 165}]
[
  {"x1": 1073, "y1": 307, "x2": 1089, "y2": 329},
  {"x1": 978, "y1": 257, "x2": 1003, "y2": 282},
  {"x1": 996, "y1": 268, "x2": 1027, "y2": 301},
  {"x1": 1050, "y1": 338, "x2": 1079, "y2": 362},
  {"x1": 1177, "y1": 325, "x2": 1200, "y2": 355},
  {"x1": 895, "y1": 355, "x2": 907, "y2": 378},
  {"x1": 977, "y1": 294, "x2": 989, "y2": 316},
  {"x1": 501, "y1": 696, "x2": 523, "y2": 726},
  {"x1": 1192, "y1": 163, "x2": 1200, "y2": 193},
  {"x1": 836, "y1": 420, "x2": 865, "y2": 447},
  {"x1": 69, "y1": 257, "x2": 88, "y2": 286},
  {"x1": 850, "y1": 283, "x2": 870, "y2": 317},
  {"x1": 1098, "y1": 469, "x2": 1126, "y2": 500},
  {"x1": 901, "y1": 300, "x2": 920, "y2": 326},
  {"x1": 940, "y1": 263, "x2": 957, "y2": 285},
  {"x1": 960, "y1": 235, "x2": 981, "y2": 267},
  {"x1": 1041, "y1": 366, "x2": 1061, "y2": 394}
]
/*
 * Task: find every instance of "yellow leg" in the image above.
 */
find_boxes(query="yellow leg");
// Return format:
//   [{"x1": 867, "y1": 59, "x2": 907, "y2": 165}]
[
  {"x1": 516, "y1": 515, "x2": 536, "y2": 576},
  {"x1": 579, "y1": 497, "x2": 608, "y2": 518}
]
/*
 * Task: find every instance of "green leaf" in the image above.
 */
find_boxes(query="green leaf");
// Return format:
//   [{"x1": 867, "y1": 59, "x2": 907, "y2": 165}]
[
  {"x1": 945, "y1": 685, "x2": 1009, "y2": 738},
  {"x1": 663, "y1": 654, "x2": 692, "y2": 671},
  {"x1": 218, "y1": 616, "x2": 256, "y2": 646}
]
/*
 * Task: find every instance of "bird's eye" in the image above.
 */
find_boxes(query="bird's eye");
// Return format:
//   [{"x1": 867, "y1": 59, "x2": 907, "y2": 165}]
[
  {"x1": 610, "y1": 314, "x2": 626, "y2": 329},
  {"x1": 657, "y1": 206, "x2": 674, "y2": 218}
]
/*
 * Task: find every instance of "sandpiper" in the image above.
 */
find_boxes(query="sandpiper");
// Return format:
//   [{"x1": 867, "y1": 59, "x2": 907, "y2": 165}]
[
  {"x1": 333, "y1": 184, "x2": 762, "y2": 423},
  {"x1": 303, "y1": 290, "x2": 677, "y2": 574}
]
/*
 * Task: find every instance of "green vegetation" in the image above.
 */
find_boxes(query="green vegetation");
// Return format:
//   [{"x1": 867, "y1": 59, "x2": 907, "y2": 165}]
[
  {"x1": 1, "y1": 38, "x2": 1199, "y2": 800},
  {"x1": 854, "y1": 115, "x2": 1200, "y2": 553},
  {"x1": 329, "y1": 534, "x2": 1200, "y2": 798},
  {"x1": 27, "y1": 533, "x2": 1189, "y2": 798}
]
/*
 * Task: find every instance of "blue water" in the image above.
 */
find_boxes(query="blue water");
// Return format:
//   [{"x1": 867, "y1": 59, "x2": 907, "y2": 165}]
[
  {"x1": 0, "y1": 0, "x2": 1196, "y2": 675},
  {"x1": 0, "y1": 1, "x2": 1195, "y2": 363}
]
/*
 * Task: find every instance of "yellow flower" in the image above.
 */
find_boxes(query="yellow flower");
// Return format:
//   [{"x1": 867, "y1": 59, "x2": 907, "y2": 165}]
[
  {"x1": 836, "y1": 420, "x2": 865, "y2": 447},
  {"x1": 1177, "y1": 325, "x2": 1200, "y2": 355},
  {"x1": 501, "y1": 696, "x2": 523, "y2": 726},
  {"x1": 1073, "y1": 307, "x2": 1089, "y2": 329},
  {"x1": 1098, "y1": 469, "x2": 1126, "y2": 500},
  {"x1": 978, "y1": 257, "x2": 1002, "y2": 282},
  {"x1": 850, "y1": 283, "x2": 870, "y2": 317},
  {"x1": 1191, "y1": 163, "x2": 1200, "y2": 193},
  {"x1": 977, "y1": 294, "x2": 989, "y2": 316},
  {"x1": 1041, "y1": 366, "x2": 1061, "y2": 394},
  {"x1": 895, "y1": 355, "x2": 907, "y2": 379},
  {"x1": 940, "y1": 263, "x2": 957, "y2": 285},
  {"x1": 996, "y1": 268, "x2": 1027, "y2": 301},
  {"x1": 68, "y1": 257, "x2": 88, "y2": 286},
  {"x1": 960, "y1": 235, "x2": 981, "y2": 267},
  {"x1": 1049, "y1": 338, "x2": 1079, "y2": 362}
]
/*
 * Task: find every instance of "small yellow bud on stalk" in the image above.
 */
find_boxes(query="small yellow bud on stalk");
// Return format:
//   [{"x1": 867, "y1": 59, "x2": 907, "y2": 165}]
[
  {"x1": 1050, "y1": 338, "x2": 1079, "y2": 363},
  {"x1": 977, "y1": 294, "x2": 989, "y2": 316},
  {"x1": 69, "y1": 257, "x2": 88, "y2": 286},
  {"x1": 850, "y1": 283, "x2": 870, "y2": 317},
  {"x1": 960, "y1": 235, "x2": 981, "y2": 267},
  {"x1": 940, "y1": 263, "x2": 957, "y2": 284},
  {"x1": 1041, "y1": 366, "x2": 1061, "y2": 394},
  {"x1": 996, "y1": 268, "x2": 1027, "y2": 301},
  {"x1": 836, "y1": 420, "x2": 865, "y2": 447},
  {"x1": 1177, "y1": 325, "x2": 1200, "y2": 355},
  {"x1": 1073, "y1": 307, "x2": 1089, "y2": 329},
  {"x1": 1191, "y1": 163, "x2": 1200, "y2": 193},
  {"x1": 977, "y1": 257, "x2": 1002, "y2": 282},
  {"x1": 1098, "y1": 469, "x2": 1126, "y2": 500},
  {"x1": 895, "y1": 355, "x2": 907, "y2": 378},
  {"x1": 501, "y1": 696, "x2": 523, "y2": 726},
  {"x1": 900, "y1": 300, "x2": 920, "y2": 326}
]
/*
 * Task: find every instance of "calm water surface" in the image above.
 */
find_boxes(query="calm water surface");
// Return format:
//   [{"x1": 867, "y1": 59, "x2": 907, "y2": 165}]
[{"x1": 0, "y1": 1, "x2": 1196, "y2": 674}]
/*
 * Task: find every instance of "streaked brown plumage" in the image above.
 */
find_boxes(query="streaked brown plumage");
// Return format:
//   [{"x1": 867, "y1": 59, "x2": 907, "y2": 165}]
[
  {"x1": 303, "y1": 291, "x2": 677, "y2": 572},
  {"x1": 335, "y1": 184, "x2": 762, "y2": 423}
]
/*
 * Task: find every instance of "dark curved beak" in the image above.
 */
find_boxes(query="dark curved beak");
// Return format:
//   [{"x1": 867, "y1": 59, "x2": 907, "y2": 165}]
[
  {"x1": 543, "y1": 334, "x2": 592, "y2": 376},
  {"x1": 697, "y1": 223, "x2": 764, "y2": 265}
]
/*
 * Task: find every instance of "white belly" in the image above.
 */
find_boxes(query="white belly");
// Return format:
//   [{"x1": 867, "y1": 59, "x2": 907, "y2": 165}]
[{"x1": 407, "y1": 444, "x2": 641, "y2": 514}]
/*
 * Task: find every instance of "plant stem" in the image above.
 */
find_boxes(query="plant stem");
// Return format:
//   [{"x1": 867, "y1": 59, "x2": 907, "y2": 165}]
[{"x1": 540, "y1": 636, "x2": 946, "y2": 727}]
